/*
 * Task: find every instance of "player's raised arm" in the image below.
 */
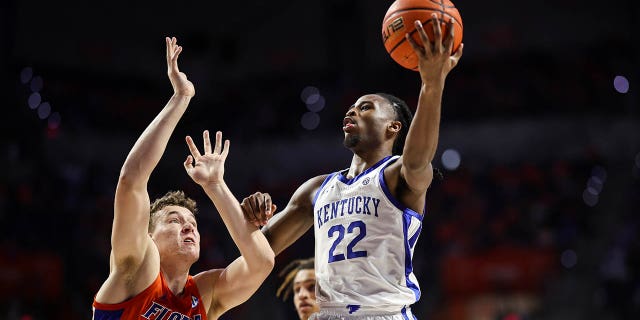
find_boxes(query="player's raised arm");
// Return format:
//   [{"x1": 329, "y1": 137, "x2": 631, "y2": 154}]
[
  {"x1": 402, "y1": 15, "x2": 463, "y2": 192},
  {"x1": 110, "y1": 37, "x2": 194, "y2": 285},
  {"x1": 185, "y1": 131, "x2": 275, "y2": 318}
]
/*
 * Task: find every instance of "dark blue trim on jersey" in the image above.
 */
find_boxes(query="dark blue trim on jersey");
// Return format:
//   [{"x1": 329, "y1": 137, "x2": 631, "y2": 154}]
[
  {"x1": 313, "y1": 173, "x2": 338, "y2": 206},
  {"x1": 401, "y1": 306, "x2": 409, "y2": 320},
  {"x1": 378, "y1": 158, "x2": 424, "y2": 221},
  {"x1": 402, "y1": 212, "x2": 421, "y2": 301},
  {"x1": 401, "y1": 305, "x2": 418, "y2": 319},
  {"x1": 408, "y1": 223, "x2": 423, "y2": 248},
  {"x1": 336, "y1": 156, "x2": 394, "y2": 185},
  {"x1": 93, "y1": 308, "x2": 123, "y2": 320}
]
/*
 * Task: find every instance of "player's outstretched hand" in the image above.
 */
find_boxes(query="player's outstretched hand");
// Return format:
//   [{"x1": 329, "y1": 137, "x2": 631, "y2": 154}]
[
  {"x1": 184, "y1": 130, "x2": 229, "y2": 186},
  {"x1": 241, "y1": 192, "x2": 276, "y2": 227},
  {"x1": 166, "y1": 36, "x2": 195, "y2": 97},
  {"x1": 405, "y1": 14, "x2": 463, "y2": 83}
]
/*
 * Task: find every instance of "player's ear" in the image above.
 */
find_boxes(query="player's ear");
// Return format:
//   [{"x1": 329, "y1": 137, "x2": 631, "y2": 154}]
[{"x1": 388, "y1": 120, "x2": 401, "y2": 134}]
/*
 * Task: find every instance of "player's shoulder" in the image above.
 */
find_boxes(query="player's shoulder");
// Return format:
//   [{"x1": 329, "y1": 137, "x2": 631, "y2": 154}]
[
  {"x1": 192, "y1": 268, "x2": 224, "y2": 303},
  {"x1": 291, "y1": 174, "x2": 333, "y2": 203},
  {"x1": 301, "y1": 173, "x2": 333, "y2": 189}
]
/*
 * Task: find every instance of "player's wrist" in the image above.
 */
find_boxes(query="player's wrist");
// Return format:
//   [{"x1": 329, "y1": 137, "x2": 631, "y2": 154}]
[{"x1": 420, "y1": 79, "x2": 445, "y2": 92}]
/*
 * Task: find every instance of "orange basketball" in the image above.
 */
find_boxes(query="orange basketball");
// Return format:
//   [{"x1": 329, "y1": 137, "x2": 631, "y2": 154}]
[{"x1": 382, "y1": 0, "x2": 463, "y2": 71}]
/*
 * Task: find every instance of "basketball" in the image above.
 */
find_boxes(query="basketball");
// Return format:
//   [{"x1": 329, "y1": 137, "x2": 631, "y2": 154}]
[{"x1": 382, "y1": 0, "x2": 463, "y2": 71}]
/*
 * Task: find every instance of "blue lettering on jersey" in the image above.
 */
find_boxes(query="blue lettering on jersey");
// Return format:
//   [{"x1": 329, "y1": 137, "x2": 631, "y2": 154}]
[
  {"x1": 317, "y1": 196, "x2": 381, "y2": 228},
  {"x1": 143, "y1": 302, "x2": 169, "y2": 319},
  {"x1": 142, "y1": 301, "x2": 201, "y2": 320},
  {"x1": 346, "y1": 304, "x2": 361, "y2": 314}
]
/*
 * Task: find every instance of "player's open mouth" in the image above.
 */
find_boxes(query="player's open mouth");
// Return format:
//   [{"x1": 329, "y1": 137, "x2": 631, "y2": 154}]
[
  {"x1": 343, "y1": 117, "x2": 356, "y2": 130},
  {"x1": 183, "y1": 237, "x2": 195, "y2": 243}
]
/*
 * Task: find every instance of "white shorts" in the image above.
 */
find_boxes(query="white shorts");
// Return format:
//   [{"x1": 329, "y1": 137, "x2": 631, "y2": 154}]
[{"x1": 309, "y1": 308, "x2": 416, "y2": 320}]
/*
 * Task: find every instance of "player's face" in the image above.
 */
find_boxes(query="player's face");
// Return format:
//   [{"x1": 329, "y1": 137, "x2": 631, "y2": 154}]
[
  {"x1": 150, "y1": 205, "x2": 200, "y2": 263},
  {"x1": 293, "y1": 269, "x2": 319, "y2": 320},
  {"x1": 343, "y1": 94, "x2": 397, "y2": 151}
]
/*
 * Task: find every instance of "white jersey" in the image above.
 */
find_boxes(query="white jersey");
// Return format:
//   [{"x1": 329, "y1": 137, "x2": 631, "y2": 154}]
[{"x1": 313, "y1": 156, "x2": 423, "y2": 318}]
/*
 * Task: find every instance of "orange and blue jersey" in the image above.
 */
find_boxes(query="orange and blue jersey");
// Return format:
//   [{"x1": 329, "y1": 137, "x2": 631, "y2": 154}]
[{"x1": 93, "y1": 273, "x2": 207, "y2": 320}]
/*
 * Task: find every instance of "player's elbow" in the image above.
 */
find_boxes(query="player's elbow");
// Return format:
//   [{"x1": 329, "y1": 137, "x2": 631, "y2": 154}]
[
  {"x1": 261, "y1": 249, "x2": 276, "y2": 271},
  {"x1": 402, "y1": 159, "x2": 431, "y2": 174},
  {"x1": 250, "y1": 249, "x2": 275, "y2": 275},
  {"x1": 117, "y1": 166, "x2": 144, "y2": 188}
]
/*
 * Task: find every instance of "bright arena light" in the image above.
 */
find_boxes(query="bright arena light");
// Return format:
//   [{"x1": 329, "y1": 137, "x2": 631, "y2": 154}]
[
  {"x1": 300, "y1": 112, "x2": 320, "y2": 130},
  {"x1": 28, "y1": 92, "x2": 41, "y2": 109},
  {"x1": 30, "y1": 76, "x2": 43, "y2": 92},
  {"x1": 300, "y1": 86, "x2": 319, "y2": 103},
  {"x1": 561, "y1": 249, "x2": 578, "y2": 269},
  {"x1": 586, "y1": 176, "x2": 603, "y2": 194},
  {"x1": 613, "y1": 75, "x2": 629, "y2": 94},
  {"x1": 307, "y1": 95, "x2": 325, "y2": 112},
  {"x1": 582, "y1": 189, "x2": 598, "y2": 207},
  {"x1": 20, "y1": 67, "x2": 33, "y2": 84},
  {"x1": 38, "y1": 102, "x2": 51, "y2": 119},
  {"x1": 441, "y1": 149, "x2": 461, "y2": 171}
]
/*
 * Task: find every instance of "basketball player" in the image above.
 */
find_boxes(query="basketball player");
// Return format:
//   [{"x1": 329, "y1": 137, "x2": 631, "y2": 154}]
[
  {"x1": 241, "y1": 16, "x2": 463, "y2": 319},
  {"x1": 277, "y1": 258, "x2": 320, "y2": 320},
  {"x1": 92, "y1": 37, "x2": 274, "y2": 319}
]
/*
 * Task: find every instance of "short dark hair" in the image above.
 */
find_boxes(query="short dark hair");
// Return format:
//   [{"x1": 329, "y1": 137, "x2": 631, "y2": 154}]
[
  {"x1": 375, "y1": 93, "x2": 413, "y2": 155},
  {"x1": 276, "y1": 257, "x2": 315, "y2": 301},
  {"x1": 149, "y1": 190, "x2": 198, "y2": 232}
]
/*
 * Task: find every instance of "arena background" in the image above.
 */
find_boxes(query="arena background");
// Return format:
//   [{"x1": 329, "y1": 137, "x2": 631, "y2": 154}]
[{"x1": 1, "y1": 0, "x2": 639, "y2": 319}]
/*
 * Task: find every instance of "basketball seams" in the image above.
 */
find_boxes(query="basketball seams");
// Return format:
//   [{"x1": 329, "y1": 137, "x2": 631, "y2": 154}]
[
  {"x1": 383, "y1": 8, "x2": 462, "y2": 26},
  {"x1": 383, "y1": 11, "x2": 462, "y2": 54},
  {"x1": 387, "y1": 18, "x2": 436, "y2": 55},
  {"x1": 428, "y1": 0, "x2": 456, "y2": 9}
]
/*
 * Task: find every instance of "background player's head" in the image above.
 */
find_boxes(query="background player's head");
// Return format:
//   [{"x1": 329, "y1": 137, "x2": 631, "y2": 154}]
[
  {"x1": 277, "y1": 258, "x2": 319, "y2": 320},
  {"x1": 148, "y1": 190, "x2": 201, "y2": 263},
  {"x1": 343, "y1": 93, "x2": 412, "y2": 156}
]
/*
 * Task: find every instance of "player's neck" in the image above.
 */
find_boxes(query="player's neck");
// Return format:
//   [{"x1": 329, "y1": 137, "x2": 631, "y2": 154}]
[
  {"x1": 160, "y1": 262, "x2": 191, "y2": 296},
  {"x1": 347, "y1": 150, "x2": 392, "y2": 178}
]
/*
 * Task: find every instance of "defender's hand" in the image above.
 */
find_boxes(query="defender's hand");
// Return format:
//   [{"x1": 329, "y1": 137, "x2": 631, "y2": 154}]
[
  {"x1": 166, "y1": 37, "x2": 195, "y2": 97},
  {"x1": 241, "y1": 192, "x2": 277, "y2": 227},
  {"x1": 184, "y1": 130, "x2": 229, "y2": 186}
]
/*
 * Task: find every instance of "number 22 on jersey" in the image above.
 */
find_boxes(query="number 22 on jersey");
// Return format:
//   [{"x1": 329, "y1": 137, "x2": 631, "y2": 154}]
[{"x1": 327, "y1": 220, "x2": 367, "y2": 263}]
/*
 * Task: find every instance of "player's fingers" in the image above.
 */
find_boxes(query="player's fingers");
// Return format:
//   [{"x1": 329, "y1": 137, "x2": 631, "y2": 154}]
[
  {"x1": 405, "y1": 33, "x2": 425, "y2": 58},
  {"x1": 431, "y1": 14, "x2": 443, "y2": 53},
  {"x1": 166, "y1": 37, "x2": 171, "y2": 62},
  {"x1": 213, "y1": 131, "x2": 223, "y2": 155},
  {"x1": 240, "y1": 198, "x2": 261, "y2": 227},
  {"x1": 203, "y1": 130, "x2": 212, "y2": 154},
  {"x1": 183, "y1": 155, "x2": 193, "y2": 171},
  {"x1": 443, "y1": 19, "x2": 455, "y2": 53},
  {"x1": 221, "y1": 139, "x2": 230, "y2": 159},
  {"x1": 249, "y1": 193, "x2": 264, "y2": 224},
  {"x1": 185, "y1": 136, "x2": 202, "y2": 158},
  {"x1": 414, "y1": 20, "x2": 433, "y2": 56},
  {"x1": 451, "y1": 43, "x2": 464, "y2": 66},
  {"x1": 170, "y1": 47, "x2": 182, "y2": 73},
  {"x1": 262, "y1": 193, "x2": 273, "y2": 224}
]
